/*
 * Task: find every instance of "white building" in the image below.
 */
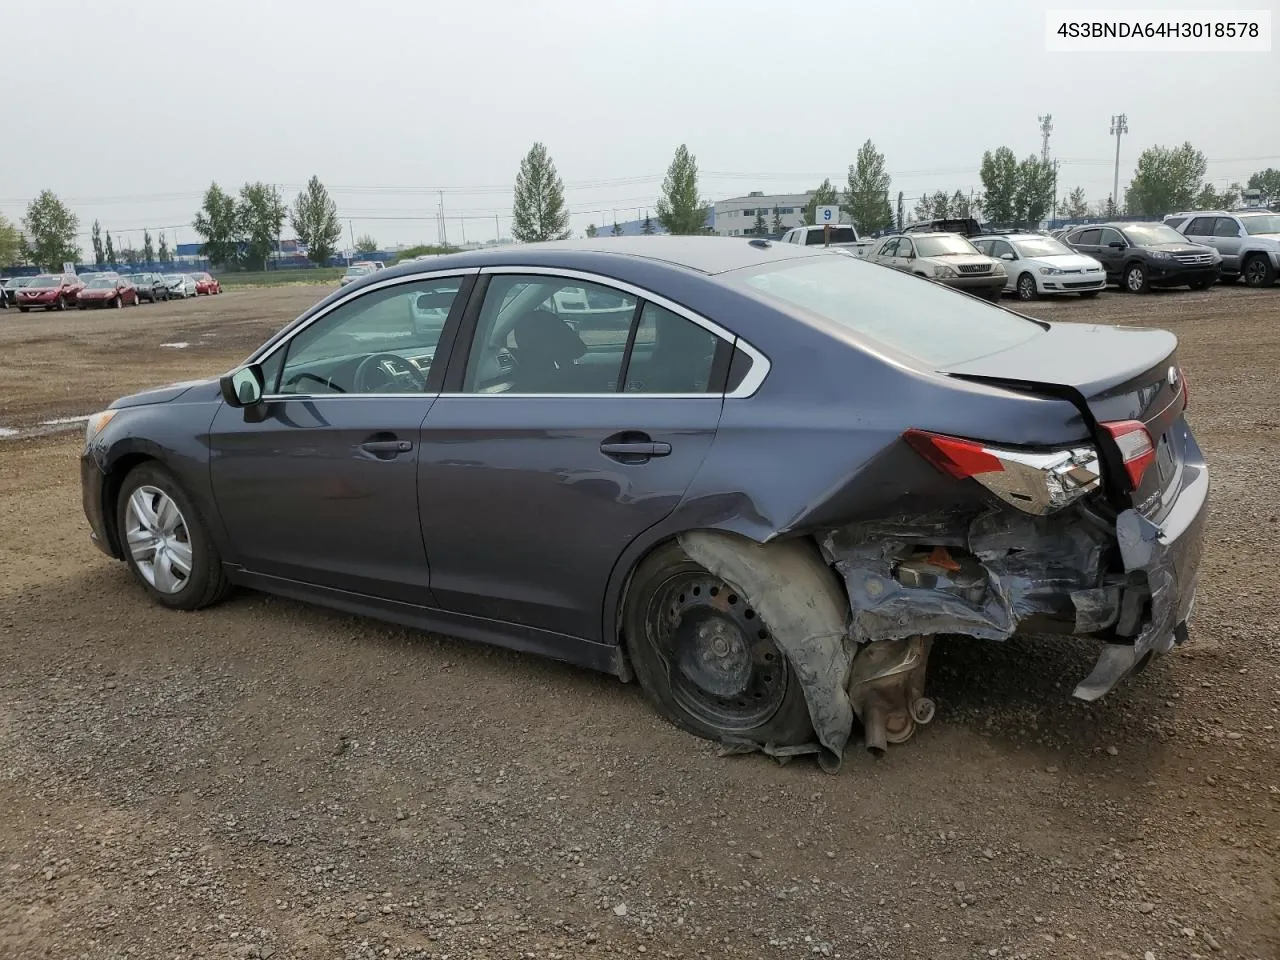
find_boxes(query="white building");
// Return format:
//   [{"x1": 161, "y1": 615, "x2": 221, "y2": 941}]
[{"x1": 711, "y1": 190, "x2": 815, "y2": 237}]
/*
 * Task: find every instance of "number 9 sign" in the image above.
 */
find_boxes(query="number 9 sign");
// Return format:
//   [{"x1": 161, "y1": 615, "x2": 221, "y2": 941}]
[{"x1": 816, "y1": 205, "x2": 838, "y2": 224}]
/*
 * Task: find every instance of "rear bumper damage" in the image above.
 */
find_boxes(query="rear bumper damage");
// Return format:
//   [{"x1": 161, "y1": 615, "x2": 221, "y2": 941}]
[{"x1": 680, "y1": 471, "x2": 1207, "y2": 771}]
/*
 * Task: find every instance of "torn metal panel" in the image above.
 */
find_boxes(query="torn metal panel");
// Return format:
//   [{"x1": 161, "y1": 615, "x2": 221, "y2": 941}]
[
  {"x1": 678, "y1": 531, "x2": 854, "y2": 772},
  {"x1": 819, "y1": 506, "x2": 1118, "y2": 645}
]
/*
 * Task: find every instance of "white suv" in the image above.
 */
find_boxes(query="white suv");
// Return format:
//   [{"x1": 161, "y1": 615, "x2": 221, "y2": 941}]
[{"x1": 971, "y1": 232, "x2": 1106, "y2": 300}]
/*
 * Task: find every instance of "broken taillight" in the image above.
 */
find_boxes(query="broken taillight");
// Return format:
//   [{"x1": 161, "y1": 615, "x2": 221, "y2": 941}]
[
  {"x1": 903, "y1": 429, "x2": 1101, "y2": 516},
  {"x1": 1100, "y1": 420, "x2": 1156, "y2": 490}
]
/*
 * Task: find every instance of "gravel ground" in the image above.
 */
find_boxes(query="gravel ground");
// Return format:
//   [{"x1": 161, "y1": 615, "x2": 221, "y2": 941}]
[{"x1": 0, "y1": 283, "x2": 1277, "y2": 959}]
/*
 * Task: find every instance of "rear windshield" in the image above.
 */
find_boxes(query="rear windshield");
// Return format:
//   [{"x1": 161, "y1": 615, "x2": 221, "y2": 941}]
[
  {"x1": 805, "y1": 226, "x2": 859, "y2": 245},
  {"x1": 731, "y1": 255, "x2": 1043, "y2": 367}
]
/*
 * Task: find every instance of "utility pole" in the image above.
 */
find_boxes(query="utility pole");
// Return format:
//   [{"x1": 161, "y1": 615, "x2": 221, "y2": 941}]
[
  {"x1": 1110, "y1": 113, "x2": 1128, "y2": 216},
  {"x1": 438, "y1": 190, "x2": 448, "y2": 246},
  {"x1": 348, "y1": 219, "x2": 355, "y2": 258},
  {"x1": 1038, "y1": 113, "x2": 1053, "y2": 163},
  {"x1": 494, "y1": 213, "x2": 500, "y2": 244}
]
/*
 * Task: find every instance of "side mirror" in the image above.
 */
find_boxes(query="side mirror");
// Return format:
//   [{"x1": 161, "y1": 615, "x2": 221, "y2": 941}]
[
  {"x1": 1108, "y1": 240, "x2": 1125, "y2": 249},
  {"x1": 1000, "y1": 252, "x2": 1015, "y2": 260},
  {"x1": 219, "y1": 364, "x2": 265, "y2": 407}
]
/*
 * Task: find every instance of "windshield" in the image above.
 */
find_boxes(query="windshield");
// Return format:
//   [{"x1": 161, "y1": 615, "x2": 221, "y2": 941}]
[
  {"x1": 86, "y1": 278, "x2": 116, "y2": 289},
  {"x1": 1121, "y1": 223, "x2": 1187, "y2": 246},
  {"x1": 1012, "y1": 237, "x2": 1073, "y2": 258},
  {"x1": 1242, "y1": 214, "x2": 1280, "y2": 235},
  {"x1": 163, "y1": 275, "x2": 185, "y2": 283},
  {"x1": 733, "y1": 256, "x2": 1043, "y2": 367},
  {"x1": 31, "y1": 274, "x2": 62, "y2": 287},
  {"x1": 915, "y1": 235, "x2": 978, "y2": 257}
]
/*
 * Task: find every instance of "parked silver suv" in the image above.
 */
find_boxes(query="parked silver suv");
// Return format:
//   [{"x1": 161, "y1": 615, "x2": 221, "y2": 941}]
[
  {"x1": 1166, "y1": 210, "x2": 1280, "y2": 287},
  {"x1": 868, "y1": 232, "x2": 1006, "y2": 301}
]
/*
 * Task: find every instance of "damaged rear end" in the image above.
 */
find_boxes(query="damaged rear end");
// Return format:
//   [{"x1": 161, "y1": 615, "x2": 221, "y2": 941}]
[{"x1": 819, "y1": 320, "x2": 1209, "y2": 752}]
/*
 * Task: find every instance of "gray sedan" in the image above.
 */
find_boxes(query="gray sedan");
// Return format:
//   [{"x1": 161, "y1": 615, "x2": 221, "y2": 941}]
[{"x1": 79, "y1": 237, "x2": 1209, "y2": 768}]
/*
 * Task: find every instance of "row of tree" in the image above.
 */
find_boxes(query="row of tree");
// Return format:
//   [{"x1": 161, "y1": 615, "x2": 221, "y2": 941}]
[{"x1": 4, "y1": 153, "x2": 1279, "y2": 271}]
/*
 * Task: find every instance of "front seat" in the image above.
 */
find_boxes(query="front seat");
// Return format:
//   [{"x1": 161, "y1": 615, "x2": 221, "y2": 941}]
[{"x1": 509, "y1": 307, "x2": 587, "y2": 393}]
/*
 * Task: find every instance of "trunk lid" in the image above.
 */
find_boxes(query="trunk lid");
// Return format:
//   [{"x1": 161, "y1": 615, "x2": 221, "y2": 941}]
[{"x1": 940, "y1": 321, "x2": 1187, "y2": 518}]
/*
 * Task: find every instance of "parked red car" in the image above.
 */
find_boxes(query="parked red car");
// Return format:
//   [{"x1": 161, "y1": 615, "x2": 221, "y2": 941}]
[
  {"x1": 193, "y1": 272, "x2": 221, "y2": 295},
  {"x1": 16, "y1": 274, "x2": 83, "y2": 312},
  {"x1": 76, "y1": 276, "x2": 139, "y2": 309}
]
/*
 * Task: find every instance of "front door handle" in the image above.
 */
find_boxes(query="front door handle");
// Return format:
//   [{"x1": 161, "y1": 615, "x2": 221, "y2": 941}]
[{"x1": 359, "y1": 437, "x2": 413, "y2": 459}]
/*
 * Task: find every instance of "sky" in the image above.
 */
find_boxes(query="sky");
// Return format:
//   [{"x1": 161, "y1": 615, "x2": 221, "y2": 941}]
[{"x1": 2, "y1": 0, "x2": 1277, "y2": 253}]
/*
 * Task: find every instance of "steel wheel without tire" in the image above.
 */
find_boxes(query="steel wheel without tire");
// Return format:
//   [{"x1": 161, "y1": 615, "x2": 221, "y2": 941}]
[
  {"x1": 623, "y1": 542, "x2": 813, "y2": 746},
  {"x1": 116, "y1": 463, "x2": 230, "y2": 610},
  {"x1": 1243, "y1": 255, "x2": 1276, "y2": 288},
  {"x1": 1125, "y1": 263, "x2": 1149, "y2": 293},
  {"x1": 1016, "y1": 273, "x2": 1037, "y2": 301}
]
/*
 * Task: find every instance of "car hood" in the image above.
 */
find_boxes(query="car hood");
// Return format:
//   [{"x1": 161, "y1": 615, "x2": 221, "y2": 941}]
[
  {"x1": 109, "y1": 377, "x2": 214, "y2": 409},
  {"x1": 1147, "y1": 242, "x2": 1211, "y2": 254},
  {"x1": 22, "y1": 287, "x2": 58, "y2": 293},
  {"x1": 927, "y1": 254, "x2": 993, "y2": 266},
  {"x1": 80, "y1": 289, "x2": 116, "y2": 296},
  {"x1": 1029, "y1": 253, "x2": 1102, "y2": 270}
]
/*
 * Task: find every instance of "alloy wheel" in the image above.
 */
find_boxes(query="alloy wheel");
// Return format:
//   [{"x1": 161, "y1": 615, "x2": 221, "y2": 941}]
[
  {"x1": 124, "y1": 485, "x2": 194, "y2": 594},
  {"x1": 1016, "y1": 274, "x2": 1036, "y2": 300},
  {"x1": 1126, "y1": 266, "x2": 1146, "y2": 292},
  {"x1": 1244, "y1": 258, "x2": 1271, "y2": 287}
]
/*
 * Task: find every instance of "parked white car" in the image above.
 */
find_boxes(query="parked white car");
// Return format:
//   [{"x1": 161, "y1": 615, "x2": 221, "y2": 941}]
[{"x1": 971, "y1": 233, "x2": 1106, "y2": 300}]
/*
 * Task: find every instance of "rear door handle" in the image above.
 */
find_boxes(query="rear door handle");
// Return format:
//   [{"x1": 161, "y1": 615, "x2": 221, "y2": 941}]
[{"x1": 600, "y1": 441, "x2": 671, "y2": 458}]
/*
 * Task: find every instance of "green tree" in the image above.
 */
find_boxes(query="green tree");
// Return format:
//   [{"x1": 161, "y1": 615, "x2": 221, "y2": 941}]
[
  {"x1": 979, "y1": 147, "x2": 1019, "y2": 223},
  {"x1": 1194, "y1": 181, "x2": 1241, "y2": 210},
  {"x1": 105, "y1": 231, "x2": 116, "y2": 265},
  {"x1": 22, "y1": 189, "x2": 80, "y2": 268},
  {"x1": 120, "y1": 244, "x2": 140, "y2": 267},
  {"x1": 0, "y1": 213, "x2": 21, "y2": 266},
  {"x1": 238, "y1": 182, "x2": 286, "y2": 270},
  {"x1": 193, "y1": 182, "x2": 241, "y2": 267},
  {"x1": 289, "y1": 175, "x2": 343, "y2": 267},
  {"x1": 585, "y1": 223, "x2": 598, "y2": 238},
  {"x1": 770, "y1": 208, "x2": 784, "y2": 235},
  {"x1": 951, "y1": 190, "x2": 977, "y2": 219},
  {"x1": 511, "y1": 142, "x2": 571, "y2": 242},
  {"x1": 753, "y1": 209, "x2": 767, "y2": 236},
  {"x1": 642, "y1": 214, "x2": 655, "y2": 235},
  {"x1": 802, "y1": 178, "x2": 841, "y2": 225},
  {"x1": 1014, "y1": 156, "x2": 1055, "y2": 224},
  {"x1": 142, "y1": 230, "x2": 155, "y2": 264},
  {"x1": 610, "y1": 221, "x2": 623, "y2": 237},
  {"x1": 912, "y1": 190, "x2": 952, "y2": 222},
  {"x1": 656, "y1": 143, "x2": 707, "y2": 235},
  {"x1": 1246, "y1": 167, "x2": 1280, "y2": 206},
  {"x1": 1060, "y1": 186, "x2": 1089, "y2": 219},
  {"x1": 843, "y1": 139, "x2": 893, "y2": 234},
  {"x1": 91, "y1": 220, "x2": 105, "y2": 266},
  {"x1": 1124, "y1": 142, "x2": 1207, "y2": 216},
  {"x1": 354, "y1": 233, "x2": 378, "y2": 254},
  {"x1": 158, "y1": 232, "x2": 171, "y2": 263}
]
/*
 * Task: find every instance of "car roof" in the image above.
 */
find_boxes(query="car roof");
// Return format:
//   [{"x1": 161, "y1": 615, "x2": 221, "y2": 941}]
[{"x1": 349, "y1": 236, "x2": 833, "y2": 289}]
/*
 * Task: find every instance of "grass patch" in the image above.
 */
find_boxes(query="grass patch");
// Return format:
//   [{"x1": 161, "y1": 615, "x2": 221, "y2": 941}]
[{"x1": 216, "y1": 268, "x2": 343, "y2": 288}]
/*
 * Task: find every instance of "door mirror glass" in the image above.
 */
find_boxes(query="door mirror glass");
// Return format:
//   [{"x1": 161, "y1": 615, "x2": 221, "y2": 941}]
[
  {"x1": 1108, "y1": 240, "x2": 1124, "y2": 249},
  {"x1": 1000, "y1": 252, "x2": 1015, "y2": 260},
  {"x1": 220, "y1": 364, "x2": 265, "y2": 407}
]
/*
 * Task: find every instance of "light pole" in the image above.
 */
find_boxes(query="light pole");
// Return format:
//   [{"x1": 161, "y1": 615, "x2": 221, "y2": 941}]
[{"x1": 1110, "y1": 114, "x2": 1128, "y2": 215}]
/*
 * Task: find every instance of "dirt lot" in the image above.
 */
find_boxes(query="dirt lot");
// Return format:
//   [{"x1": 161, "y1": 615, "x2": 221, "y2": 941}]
[{"x1": 1, "y1": 284, "x2": 1277, "y2": 959}]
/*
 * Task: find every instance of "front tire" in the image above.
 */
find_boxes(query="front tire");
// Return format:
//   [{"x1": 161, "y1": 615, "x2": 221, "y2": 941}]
[
  {"x1": 1124, "y1": 262, "x2": 1150, "y2": 293},
  {"x1": 116, "y1": 463, "x2": 230, "y2": 611},
  {"x1": 1243, "y1": 254, "x2": 1277, "y2": 288},
  {"x1": 622, "y1": 542, "x2": 814, "y2": 748},
  {"x1": 112, "y1": 296, "x2": 122, "y2": 309},
  {"x1": 1015, "y1": 272, "x2": 1037, "y2": 301}
]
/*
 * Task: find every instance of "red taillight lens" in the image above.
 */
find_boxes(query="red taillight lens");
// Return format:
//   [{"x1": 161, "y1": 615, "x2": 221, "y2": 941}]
[
  {"x1": 1101, "y1": 420, "x2": 1155, "y2": 489},
  {"x1": 903, "y1": 428, "x2": 1004, "y2": 479}
]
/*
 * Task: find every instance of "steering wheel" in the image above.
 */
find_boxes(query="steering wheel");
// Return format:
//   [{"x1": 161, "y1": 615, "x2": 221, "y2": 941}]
[{"x1": 352, "y1": 353, "x2": 427, "y2": 393}]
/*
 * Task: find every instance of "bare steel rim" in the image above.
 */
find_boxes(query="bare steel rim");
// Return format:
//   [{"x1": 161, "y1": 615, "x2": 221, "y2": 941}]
[
  {"x1": 648, "y1": 572, "x2": 788, "y2": 731},
  {"x1": 125, "y1": 485, "x2": 194, "y2": 594}
]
